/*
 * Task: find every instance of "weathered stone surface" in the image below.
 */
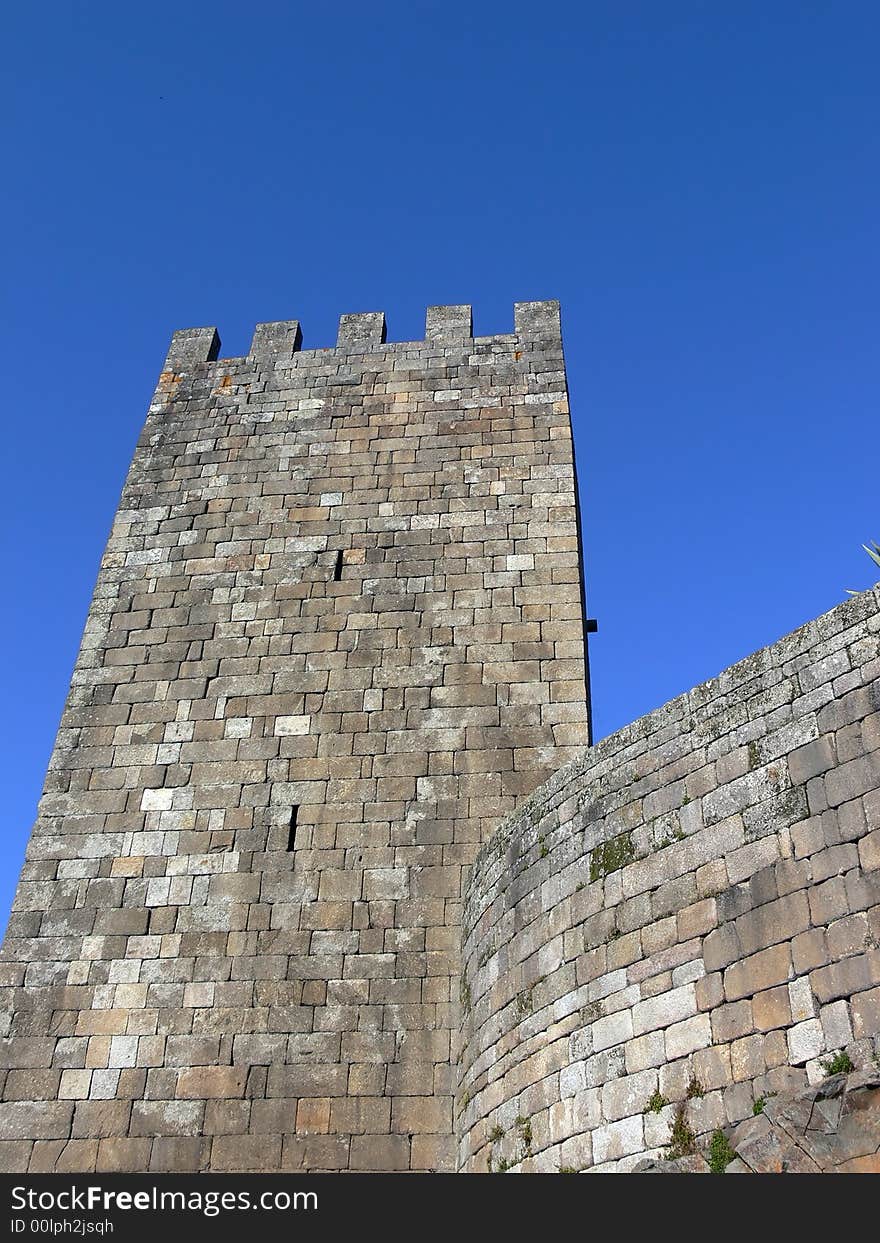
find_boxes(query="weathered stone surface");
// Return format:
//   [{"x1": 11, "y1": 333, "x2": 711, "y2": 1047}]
[
  {"x1": 0, "y1": 1103, "x2": 73, "y2": 1141},
  {"x1": 738, "y1": 1070, "x2": 880, "y2": 1172},
  {"x1": 733, "y1": 1126, "x2": 822, "y2": 1173},
  {"x1": 635, "y1": 1070, "x2": 880, "y2": 1173}
]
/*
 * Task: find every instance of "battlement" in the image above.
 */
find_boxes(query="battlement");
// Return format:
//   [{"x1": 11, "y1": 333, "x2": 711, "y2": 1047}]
[{"x1": 164, "y1": 301, "x2": 563, "y2": 369}]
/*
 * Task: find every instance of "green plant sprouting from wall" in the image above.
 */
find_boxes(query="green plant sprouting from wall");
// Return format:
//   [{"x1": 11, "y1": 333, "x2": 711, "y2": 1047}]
[
  {"x1": 685, "y1": 1075, "x2": 705, "y2": 1100},
  {"x1": 665, "y1": 1104, "x2": 697, "y2": 1160},
  {"x1": 752, "y1": 1091, "x2": 776, "y2": 1115},
  {"x1": 514, "y1": 988, "x2": 533, "y2": 1019},
  {"x1": 821, "y1": 1050, "x2": 854, "y2": 1077},
  {"x1": 846, "y1": 539, "x2": 880, "y2": 595},
  {"x1": 645, "y1": 1089, "x2": 667, "y2": 1115},
  {"x1": 707, "y1": 1129, "x2": 736, "y2": 1173}
]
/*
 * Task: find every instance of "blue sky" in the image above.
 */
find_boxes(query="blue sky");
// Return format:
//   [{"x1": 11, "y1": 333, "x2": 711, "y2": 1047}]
[{"x1": 1, "y1": 1, "x2": 878, "y2": 933}]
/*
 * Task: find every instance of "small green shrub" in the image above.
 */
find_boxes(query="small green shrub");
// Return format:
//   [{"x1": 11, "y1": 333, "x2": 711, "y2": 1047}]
[
  {"x1": 752, "y1": 1091, "x2": 776, "y2": 1115},
  {"x1": 707, "y1": 1129, "x2": 736, "y2": 1174},
  {"x1": 488, "y1": 1124, "x2": 504, "y2": 1143},
  {"x1": 685, "y1": 1075, "x2": 705, "y2": 1100},
  {"x1": 821, "y1": 1050, "x2": 854, "y2": 1077},
  {"x1": 666, "y1": 1104, "x2": 697, "y2": 1160},
  {"x1": 645, "y1": 1089, "x2": 667, "y2": 1115}
]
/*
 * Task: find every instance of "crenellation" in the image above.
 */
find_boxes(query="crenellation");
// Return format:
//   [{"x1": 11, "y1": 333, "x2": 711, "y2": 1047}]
[
  {"x1": 164, "y1": 327, "x2": 221, "y2": 369},
  {"x1": 425, "y1": 304, "x2": 473, "y2": 342},
  {"x1": 249, "y1": 320, "x2": 302, "y2": 360},
  {"x1": 335, "y1": 311, "x2": 387, "y2": 349}
]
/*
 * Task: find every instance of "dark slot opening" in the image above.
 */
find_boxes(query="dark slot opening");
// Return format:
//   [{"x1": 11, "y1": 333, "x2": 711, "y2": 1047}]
[
  {"x1": 287, "y1": 805, "x2": 299, "y2": 852},
  {"x1": 333, "y1": 549, "x2": 343, "y2": 581}
]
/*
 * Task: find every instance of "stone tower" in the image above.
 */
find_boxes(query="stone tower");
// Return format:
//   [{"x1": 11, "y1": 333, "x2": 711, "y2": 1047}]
[{"x1": 0, "y1": 301, "x2": 590, "y2": 1173}]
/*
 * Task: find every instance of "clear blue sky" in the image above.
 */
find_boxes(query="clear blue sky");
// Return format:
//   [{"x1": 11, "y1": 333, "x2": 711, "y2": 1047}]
[{"x1": 2, "y1": 1, "x2": 878, "y2": 934}]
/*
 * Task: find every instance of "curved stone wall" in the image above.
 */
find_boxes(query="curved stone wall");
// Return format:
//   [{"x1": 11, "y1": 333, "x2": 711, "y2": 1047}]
[{"x1": 458, "y1": 587, "x2": 880, "y2": 1172}]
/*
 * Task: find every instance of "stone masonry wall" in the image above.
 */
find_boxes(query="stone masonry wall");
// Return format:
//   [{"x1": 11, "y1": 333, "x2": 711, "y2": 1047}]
[
  {"x1": 458, "y1": 586, "x2": 880, "y2": 1172},
  {"x1": 0, "y1": 302, "x2": 589, "y2": 1173}
]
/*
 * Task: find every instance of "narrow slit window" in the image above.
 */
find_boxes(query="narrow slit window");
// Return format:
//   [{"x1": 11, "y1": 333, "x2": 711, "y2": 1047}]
[
  {"x1": 287, "y1": 805, "x2": 299, "y2": 852},
  {"x1": 333, "y1": 549, "x2": 343, "y2": 582}
]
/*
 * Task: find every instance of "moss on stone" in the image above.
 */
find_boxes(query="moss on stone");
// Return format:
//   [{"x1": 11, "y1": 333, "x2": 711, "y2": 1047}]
[{"x1": 589, "y1": 830, "x2": 635, "y2": 883}]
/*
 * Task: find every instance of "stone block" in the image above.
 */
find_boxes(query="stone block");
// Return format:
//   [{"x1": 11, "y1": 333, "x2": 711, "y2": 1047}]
[
  {"x1": 851, "y1": 986, "x2": 880, "y2": 1039},
  {"x1": 787, "y1": 1019, "x2": 825, "y2": 1065},
  {"x1": 730, "y1": 1033, "x2": 765, "y2": 1081},
  {"x1": 752, "y1": 986, "x2": 792, "y2": 1032},
  {"x1": 788, "y1": 976, "x2": 817, "y2": 1022},
  {"x1": 792, "y1": 928, "x2": 828, "y2": 974},
  {"x1": 827, "y1": 912, "x2": 869, "y2": 960},
  {"x1": 703, "y1": 925, "x2": 742, "y2": 973},
  {"x1": 819, "y1": 1000, "x2": 854, "y2": 1050},
  {"x1": 810, "y1": 955, "x2": 874, "y2": 1005},
  {"x1": 789, "y1": 737, "x2": 836, "y2": 784},
  {"x1": 95, "y1": 1138, "x2": 152, "y2": 1172},
  {"x1": 211, "y1": 1135, "x2": 282, "y2": 1171},
  {"x1": 600, "y1": 1068, "x2": 658, "y2": 1123},
  {"x1": 724, "y1": 943, "x2": 792, "y2": 1002},
  {"x1": 71, "y1": 1101, "x2": 131, "y2": 1139},
  {"x1": 130, "y1": 1100, "x2": 204, "y2": 1136},
  {"x1": 149, "y1": 1138, "x2": 210, "y2": 1172},
  {"x1": 859, "y1": 829, "x2": 880, "y2": 872},
  {"x1": 665, "y1": 1014, "x2": 712, "y2": 1060},
  {"x1": 0, "y1": 1102, "x2": 73, "y2": 1141},
  {"x1": 0, "y1": 1038, "x2": 55, "y2": 1069},
  {"x1": 175, "y1": 1066, "x2": 247, "y2": 1098},
  {"x1": 631, "y1": 984, "x2": 697, "y2": 1037},
  {"x1": 695, "y1": 971, "x2": 724, "y2": 1011},
  {"x1": 591, "y1": 1009, "x2": 633, "y2": 1052},
  {"x1": 349, "y1": 1135, "x2": 410, "y2": 1171}
]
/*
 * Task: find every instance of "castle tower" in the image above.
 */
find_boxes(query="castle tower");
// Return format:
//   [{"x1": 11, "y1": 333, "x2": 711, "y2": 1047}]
[{"x1": 0, "y1": 302, "x2": 590, "y2": 1173}]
